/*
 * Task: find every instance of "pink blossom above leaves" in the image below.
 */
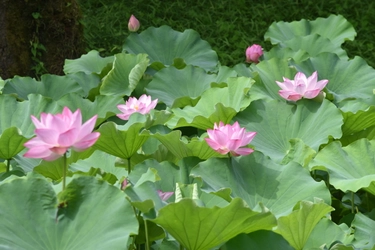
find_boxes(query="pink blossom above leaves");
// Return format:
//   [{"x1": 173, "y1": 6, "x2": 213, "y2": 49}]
[
  {"x1": 205, "y1": 121, "x2": 256, "y2": 156},
  {"x1": 117, "y1": 94, "x2": 158, "y2": 120},
  {"x1": 276, "y1": 71, "x2": 329, "y2": 101},
  {"x1": 24, "y1": 107, "x2": 100, "y2": 161},
  {"x1": 245, "y1": 44, "x2": 263, "y2": 63}
]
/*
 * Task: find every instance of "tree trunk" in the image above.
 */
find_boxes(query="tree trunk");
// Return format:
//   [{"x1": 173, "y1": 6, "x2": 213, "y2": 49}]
[{"x1": 0, "y1": 0, "x2": 85, "y2": 79}]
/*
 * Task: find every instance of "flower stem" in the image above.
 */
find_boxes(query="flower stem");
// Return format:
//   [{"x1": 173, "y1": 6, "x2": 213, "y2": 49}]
[
  {"x1": 62, "y1": 153, "x2": 67, "y2": 191},
  {"x1": 351, "y1": 191, "x2": 355, "y2": 214},
  {"x1": 6, "y1": 159, "x2": 10, "y2": 173},
  {"x1": 127, "y1": 157, "x2": 131, "y2": 174},
  {"x1": 144, "y1": 219, "x2": 150, "y2": 250}
]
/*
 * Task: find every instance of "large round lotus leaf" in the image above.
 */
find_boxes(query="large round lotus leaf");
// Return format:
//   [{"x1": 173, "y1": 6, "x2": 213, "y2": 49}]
[
  {"x1": 310, "y1": 139, "x2": 375, "y2": 195},
  {"x1": 64, "y1": 50, "x2": 114, "y2": 75},
  {"x1": 146, "y1": 65, "x2": 217, "y2": 108},
  {"x1": 282, "y1": 34, "x2": 348, "y2": 59},
  {"x1": 0, "y1": 174, "x2": 138, "y2": 249},
  {"x1": 152, "y1": 198, "x2": 276, "y2": 250},
  {"x1": 191, "y1": 152, "x2": 331, "y2": 218},
  {"x1": 265, "y1": 14, "x2": 356, "y2": 46},
  {"x1": 3, "y1": 74, "x2": 84, "y2": 101},
  {"x1": 235, "y1": 99, "x2": 343, "y2": 163},
  {"x1": 124, "y1": 25, "x2": 218, "y2": 72}
]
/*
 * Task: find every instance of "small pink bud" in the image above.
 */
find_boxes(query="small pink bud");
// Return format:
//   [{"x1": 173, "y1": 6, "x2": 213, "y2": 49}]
[
  {"x1": 128, "y1": 15, "x2": 140, "y2": 32},
  {"x1": 121, "y1": 179, "x2": 128, "y2": 190},
  {"x1": 157, "y1": 190, "x2": 174, "y2": 201},
  {"x1": 245, "y1": 44, "x2": 263, "y2": 63}
]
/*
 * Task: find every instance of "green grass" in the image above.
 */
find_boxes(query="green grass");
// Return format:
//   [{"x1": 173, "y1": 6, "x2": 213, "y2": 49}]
[{"x1": 78, "y1": 0, "x2": 375, "y2": 68}]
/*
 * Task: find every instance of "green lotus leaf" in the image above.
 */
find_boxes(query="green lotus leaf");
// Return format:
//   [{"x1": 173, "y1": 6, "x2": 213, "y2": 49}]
[
  {"x1": 167, "y1": 76, "x2": 253, "y2": 129},
  {"x1": 235, "y1": 99, "x2": 343, "y2": 162},
  {"x1": 100, "y1": 53, "x2": 149, "y2": 96},
  {"x1": 250, "y1": 58, "x2": 297, "y2": 101},
  {"x1": 0, "y1": 94, "x2": 59, "y2": 137},
  {"x1": 191, "y1": 152, "x2": 331, "y2": 218},
  {"x1": 276, "y1": 199, "x2": 335, "y2": 250},
  {"x1": 351, "y1": 213, "x2": 375, "y2": 249},
  {"x1": 94, "y1": 114, "x2": 149, "y2": 160},
  {"x1": 149, "y1": 128, "x2": 223, "y2": 160},
  {"x1": 65, "y1": 72, "x2": 101, "y2": 97},
  {"x1": 125, "y1": 181, "x2": 165, "y2": 214},
  {"x1": 290, "y1": 53, "x2": 375, "y2": 107},
  {"x1": 283, "y1": 34, "x2": 348, "y2": 58},
  {"x1": 310, "y1": 139, "x2": 375, "y2": 195},
  {"x1": 223, "y1": 230, "x2": 293, "y2": 250},
  {"x1": 262, "y1": 46, "x2": 310, "y2": 62},
  {"x1": 57, "y1": 93, "x2": 123, "y2": 126},
  {"x1": 129, "y1": 158, "x2": 201, "y2": 192},
  {"x1": 124, "y1": 25, "x2": 218, "y2": 72},
  {"x1": 152, "y1": 198, "x2": 276, "y2": 250},
  {"x1": 33, "y1": 149, "x2": 96, "y2": 180},
  {"x1": 281, "y1": 138, "x2": 316, "y2": 167},
  {"x1": 341, "y1": 106, "x2": 375, "y2": 136},
  {"x1": 64, "y1": 50, "x2": 114, "y2": 75},
  {"x1": 146, "y1": 65, "x2": 217, "y2": 108},
  {"x1": 265, "y1": 14, "x2": 356, "y2": 46},
  {"x1": 304, "y1": 218, "x2": 354, "y2": 249},
  {"x1": 0, "y1": 174, "x2": 138, "y2": 249},
  {"x1": 3, "y1": 74, "x2": 84, "y2": 100},
  {"x1": 0, "y1": 127, "x2": 28, "y2": 159},
  {"x1": 70, "y1": 150, "x2": 126, "y2": 181}
]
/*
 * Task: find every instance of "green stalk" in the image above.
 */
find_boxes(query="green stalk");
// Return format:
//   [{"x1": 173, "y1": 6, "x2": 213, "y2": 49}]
[
  {"x1": 128, "y1": 157, "x2": 131, "y2": 174},
  {"x1": 144, "y1": 219, "x2": 150, "y2": 250},
  {"x1": 180, "y1": 161, "x2": 189, "y2": 185},
  {"x1": 6, "y1": 159, "x2": 10, "y2": 173},
  {"x1": 351, "y1": 191, "x2": 355, "y2": 214},
  {"x1": 62, "y1": 153, "x2": 67, "y2": 191}
]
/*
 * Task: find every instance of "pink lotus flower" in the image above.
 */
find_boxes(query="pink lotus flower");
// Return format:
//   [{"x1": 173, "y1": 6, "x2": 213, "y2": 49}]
[
  {"x1": 128, "y1": 14, "x2": 140, "y2": 32},
  {"x1": 276, "y1": 71, "x2": 329, "y2": 101},
  {"x1": 24, "y1": 107, "x2": 100, "y2": 161},
  {"x1": 117, "y1": 94, "x2": 158, "y2": 120},
  {"x1": 205, "y1": 121, "x2": 256, "y2": 156},
  {"x1": 157, "y1": 190, "x2": 174, "y2": 201},
  {"x1": 245, "y1": 44, "x2": 263, "y2": 63}
]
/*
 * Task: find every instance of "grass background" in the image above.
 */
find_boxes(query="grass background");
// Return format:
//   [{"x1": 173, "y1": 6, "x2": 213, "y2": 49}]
[{"x1": 77, "y1": 0, "x2": 375, "y2": 68}]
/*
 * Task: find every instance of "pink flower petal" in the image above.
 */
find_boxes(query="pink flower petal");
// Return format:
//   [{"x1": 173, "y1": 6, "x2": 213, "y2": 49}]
[
  {"x1": 303, "y1": 89, "x2": 321, "y2": 99},
  {"x1": 232, "y1": 147, "x2": 254, "y2": 156},
  {"x1": 72, "y1": 132, "x2": 100, "y2": 151}
]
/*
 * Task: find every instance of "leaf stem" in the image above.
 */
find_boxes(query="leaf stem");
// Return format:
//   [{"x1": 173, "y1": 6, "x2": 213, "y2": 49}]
[
  {"x1": 351, "y1": 191, "x2": 355, "y2": 214},
  {"x1": 6, "y1": 159, "x2": 10, "y2": 172},
  {"x1": 144, "y1": 219, "x2": 150, "y2": 250},
  {"x1": 128, "y1": 157, "x2": 131, "y2": 174},
  {"x1": 62, "y1": 153, "x2": 67, "y2": 191}
]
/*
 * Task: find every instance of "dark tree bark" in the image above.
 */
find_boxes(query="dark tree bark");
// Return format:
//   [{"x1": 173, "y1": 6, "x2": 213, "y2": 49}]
[{"x1": 0, "y1": 0, "x2": 85, "y2": 79}]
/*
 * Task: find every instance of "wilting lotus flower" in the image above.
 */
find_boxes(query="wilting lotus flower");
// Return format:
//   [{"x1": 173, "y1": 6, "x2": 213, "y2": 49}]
[
  {"x1": 128, "y1": 14, "x2": 140, "y2": 32},
  {"x1": 117, "y1": 94, "x2": 158, "y2": 120},
  {"x1": 157, "y1": 190, "x2": 174, "y2": 201},
  {"x1": 245, "y1": 44, "x2": 263, "y2": 63},
  {"x1": 276, "y1": 71, "x2": 329, "y2": 101},
  {"x1": 205, "y1": 121, "x2": 256, "y2": 156},
  {"x1": 24, "y1": 107, "x2": 100, "y2": 161}
]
